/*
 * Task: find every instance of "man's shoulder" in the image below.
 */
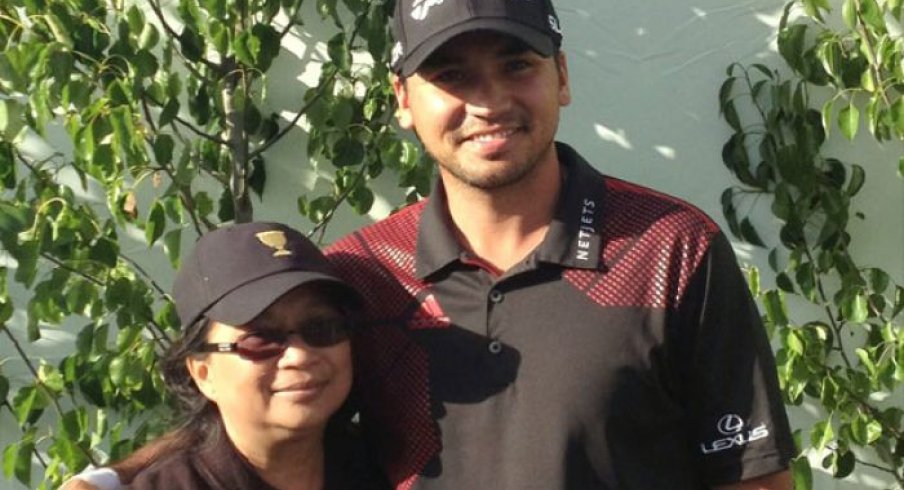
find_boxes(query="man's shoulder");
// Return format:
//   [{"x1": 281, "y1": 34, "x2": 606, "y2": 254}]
[
  {"x1": 599, "y1": 175, "x2": 721, "y2": 239},
  {"x1": 326, "y1": 199, "x2": 428, "y2": 256},
  {"x1": 561, "y1": 143, "x2": 719, "y2": 237}
]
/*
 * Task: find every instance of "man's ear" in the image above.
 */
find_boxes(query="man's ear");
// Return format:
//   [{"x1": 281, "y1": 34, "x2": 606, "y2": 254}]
[
  {"x1": 186, "y1": 356, "x2": 217, "y2": 402},
  {"x1": 392, "y1": 75, "x2": 415, "y2": 129},
  {"x1": 556, "y1": 52, "x2": 571, "y2": 107}
]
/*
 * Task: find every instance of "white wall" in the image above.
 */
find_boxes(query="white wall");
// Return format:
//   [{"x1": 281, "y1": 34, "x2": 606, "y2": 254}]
[{"x1": 2, "y1": 1, "x2": 902, "y2": 488}]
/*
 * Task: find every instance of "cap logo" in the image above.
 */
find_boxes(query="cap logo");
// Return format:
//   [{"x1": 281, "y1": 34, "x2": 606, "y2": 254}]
[
  {"x1": 255, "y1": 230, "x2": 292, "y2": 257},
  {"x1": 391, "y1": 41, "x2": 404, "y2": 67},
  {"x1": 548, "y1": 15, "x2": 562, "y2": 35},
  {"x1": 410, "y1": 0, "x2": 445, "y2": 21}
]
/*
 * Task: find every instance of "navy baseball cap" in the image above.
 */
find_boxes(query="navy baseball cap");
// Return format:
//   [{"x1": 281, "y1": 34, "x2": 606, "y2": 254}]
[
  {"x1": 390, "y1": 0, "x2": 564, "y2": 77},
  {"x1": 173, "y1": 222, "x2": 360, "y2": 329}
]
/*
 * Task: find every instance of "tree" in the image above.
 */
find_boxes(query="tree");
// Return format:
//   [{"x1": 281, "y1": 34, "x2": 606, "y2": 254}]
[
  {"x1": 0, "y1": 0, "x2": 428, "y2": 487},
  {"x1": 719, "y1": 0, "x2": 904, "y2": 487}
]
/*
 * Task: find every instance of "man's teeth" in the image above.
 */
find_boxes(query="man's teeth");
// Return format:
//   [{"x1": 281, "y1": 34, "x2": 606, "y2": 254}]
[{"x1": 471, "y1": 129, "x2": 516, "y2": 141}]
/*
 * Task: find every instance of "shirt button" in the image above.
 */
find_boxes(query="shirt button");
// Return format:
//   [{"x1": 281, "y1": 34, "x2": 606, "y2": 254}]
[
  {"x1": 488, "y1": 340, "x2": 503, "y2": 354},
  {"x1": 489, "y1": 289, "x2": 504, "y2": 304}
]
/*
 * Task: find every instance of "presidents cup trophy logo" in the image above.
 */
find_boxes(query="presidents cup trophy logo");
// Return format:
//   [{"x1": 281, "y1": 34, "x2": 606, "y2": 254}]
[{"x1": 255, "y1": 230, "x2": 292, "y2": 257}]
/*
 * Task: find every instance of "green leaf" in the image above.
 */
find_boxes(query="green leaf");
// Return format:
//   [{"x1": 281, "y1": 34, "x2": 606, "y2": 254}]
[
  {"x1": 842, "y1": 292, "x2": 869, "y2": 323},
  {"x1": 776, "y1": 272, "x2": 796, "y2": 293},
  {"x1": 846, "y1": 164, "x2": 865, "y2": 196},
  {"x1": 825, "y1": 447, "x2": 856, "y2": 478},
  {"x1": 249, "y1": 157, "x2": 266, "y2": 198},
  {"x1": 856, "y1": 348, "x2": 877, "y2": 377},
  {"x1": 109, "y1": 357, "x2": 126, "y2": 387},
  {"x1": 350, "y1": 185, "x2": 375, "y2": 214},
  {"x1": 250, "y1": 24, "x2": 280, "y2": 71},
  {"x1": 842, "y1": 0, "x2": 857, "y2": 29},
  {"x1": 838, "y1": 103, "x2": 860, "y2": 140},
  {"x1": 144, "y1": 201, "x2": 166, "y2": 246},
  {"x1": 2, "y1": 439, "x2": 33, "y2": 486},
  {"x1": 859, "y1": 0, "x2": 886, "y2": 32},
  {"x1": 0, "y1": 99, "x2": 26, "y2": 140},
  {"x1": 89, "y1": 236, "x2": 119, "y2": 268},
  {"x1": 821, "y1": 98, "x2": 834, "y2": 135},
  {"x1": 764, "y1": 290, "x2": 789, "y2": 328},
  {"x1": 133, "y1": 49, "x2": 159, "y2": 78},
  {"x1": 153, "y1": 134, "x2": 175, "y2": 164},
  {"x1": 218, "y1": 188, "x2": 235, "y2": 222},
  {"x1": 163, "y1": 229, "x2": 181, "y2": 269},
  {"x1": 37, "y1": 363, "x2": 64, "y2": 394},
  {"x1": 778, "y1": 24, "x2": 807, "y2": 72},
  {"x1": 159, "y1": 99, "x2": 180, "y2": 127},
  {"x1": 12, "y1": 385, "x2": 45, "y2": 426},
  {"x1": 334, "y1": 137, "x2": 365, "y2": 167},
  {"x1": 327, "y1": 32, "x2": 351, "y2": 73},
  {"x1": 791, "y1": 456, "x2": 813, "y2": 490},
  {"x1": 13, "y1": 239, "x2": 39, "y2": 288},
  {"x1": 233, "y1": 31, "x2": 256, "y2": 67},
  {"x1": 888, "y1": 97, "x2": 904, "y2": 141},
  {"x1": 739, "y1": 218, "x2": 765, "y2": 247},
  {"x1": 722, "y1": 101, "x2": 741, "y2": 131},
  {"x1": 869, "y1": 268, "x2": 890, "y2": 293},
  {"x1": 179, "y1": 28, "x2": 204, "y2": 62},
  {"x1": 810, "y1": 419, "x2": 834, "y2": 450}
]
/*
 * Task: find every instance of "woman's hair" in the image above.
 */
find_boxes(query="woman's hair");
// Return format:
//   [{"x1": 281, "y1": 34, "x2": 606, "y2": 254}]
[{"x1": 158, "y1": 315, "x2": 223, "y2": 447}]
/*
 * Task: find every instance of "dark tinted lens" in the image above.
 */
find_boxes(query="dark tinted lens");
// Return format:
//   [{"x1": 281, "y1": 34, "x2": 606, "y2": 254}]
[
  {"x1": 235, "y1": 331, "x2": 287, "y2": 360},
  {"x1": 299, "y1": 318, "x2": 350, "y2": 347}
]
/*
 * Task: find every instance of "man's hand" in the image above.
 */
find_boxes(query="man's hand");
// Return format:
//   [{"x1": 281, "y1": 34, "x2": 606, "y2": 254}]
[{"x1": 716, "y1": 469, "x2": 793, "y2": 490}]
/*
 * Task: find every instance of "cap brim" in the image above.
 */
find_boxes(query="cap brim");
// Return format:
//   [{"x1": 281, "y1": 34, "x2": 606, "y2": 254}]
[
  {"x1": 398, "y1": 19, "x2": 557, "y2": 77},
  {"x1": 204, "y1": 271, "x2": 362, "y2": 327}
]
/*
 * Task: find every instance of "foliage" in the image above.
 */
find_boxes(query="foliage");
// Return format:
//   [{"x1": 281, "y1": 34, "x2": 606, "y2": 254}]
[
  {"x1": 0, "y1": 0, "x2": 427, "y2": 487},
  {"x1": 719, "y1": 0, "x2": 904, "y2": 487}
]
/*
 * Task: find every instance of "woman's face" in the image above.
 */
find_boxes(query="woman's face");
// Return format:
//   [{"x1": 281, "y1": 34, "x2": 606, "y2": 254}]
[{"x1": 187, "y1": 284, "x2": 353, "y2": 444}]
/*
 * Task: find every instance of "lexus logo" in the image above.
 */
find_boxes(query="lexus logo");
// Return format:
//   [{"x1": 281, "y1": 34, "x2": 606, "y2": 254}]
[{"x1": 717, "y1": 414, "x2": 745, "y2": 435}]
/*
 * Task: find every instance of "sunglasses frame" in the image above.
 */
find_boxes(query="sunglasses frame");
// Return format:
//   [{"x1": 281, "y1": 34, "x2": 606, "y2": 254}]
[{"x1": 195, "y1": 318, "x2": 351, "y2": 361}]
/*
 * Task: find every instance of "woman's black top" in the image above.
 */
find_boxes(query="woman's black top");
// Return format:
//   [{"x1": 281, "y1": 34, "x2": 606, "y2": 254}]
[{"x1": 128, "y1": 424, "x2": 389, "y2": 490}]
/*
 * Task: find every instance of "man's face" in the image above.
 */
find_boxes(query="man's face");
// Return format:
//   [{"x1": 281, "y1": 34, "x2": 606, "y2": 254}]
[{"x1": 393, "y1": 31, "x2": 571, "y2": 191}]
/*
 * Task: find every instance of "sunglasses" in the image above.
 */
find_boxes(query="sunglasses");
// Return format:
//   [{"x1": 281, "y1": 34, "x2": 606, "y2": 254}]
[{"x1": 196, "y1": 318, "x2": 351, "y2": 361}]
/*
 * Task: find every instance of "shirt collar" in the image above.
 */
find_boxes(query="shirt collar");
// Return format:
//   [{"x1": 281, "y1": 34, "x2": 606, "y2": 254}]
[{"x1": 415, "y1": 142, "x2": 606, "y2": 280}]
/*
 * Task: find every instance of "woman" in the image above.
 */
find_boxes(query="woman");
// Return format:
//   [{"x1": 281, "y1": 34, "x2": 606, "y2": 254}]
[{"x1": 68, "y1": 222, "x2": 387, "y2": 489}]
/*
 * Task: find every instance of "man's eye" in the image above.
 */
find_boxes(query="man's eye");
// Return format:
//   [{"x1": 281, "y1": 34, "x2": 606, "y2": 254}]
[
  {"x1": 432, "y1": 69, "x2": 465, "y2": 84},
  {"x1": 505, "y1": 59, "x2": 532, "y2": 72}
]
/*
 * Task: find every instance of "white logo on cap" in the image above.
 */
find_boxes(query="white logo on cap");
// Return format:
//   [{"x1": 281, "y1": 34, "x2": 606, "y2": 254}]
[
  {"x1": 411, "y1": 0, "x2": 445, "y2": 21},
  {"x1": 548, "y1": 15, "x2": 562, "y2": 35},
  {"x1": 391, "y1": 41, "x2": 404, "y2": 67}
]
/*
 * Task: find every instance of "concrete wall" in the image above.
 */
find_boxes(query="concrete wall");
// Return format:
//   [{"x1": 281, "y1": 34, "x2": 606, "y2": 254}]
[{"x1": 2, "y1": 1, "x2": 902, "y2": 488}]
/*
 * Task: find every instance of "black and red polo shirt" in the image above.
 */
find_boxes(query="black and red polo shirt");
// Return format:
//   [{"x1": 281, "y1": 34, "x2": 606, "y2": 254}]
[{"x1": 325, "y1": 142, "x2": 795, "y2": 489}]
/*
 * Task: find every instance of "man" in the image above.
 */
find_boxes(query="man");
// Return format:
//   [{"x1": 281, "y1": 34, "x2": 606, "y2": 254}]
[
  {"x1": 324, "y1": 0, "x2": 795, "y2": 489},
  {"x1": 68, "y1": 1, "x2": 794, "y2": 489}
]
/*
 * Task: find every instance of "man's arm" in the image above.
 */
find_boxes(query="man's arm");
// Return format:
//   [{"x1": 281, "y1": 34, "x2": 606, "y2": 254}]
[{"x1": 715, "y1": 469, "x2": 792, "y2": 490}]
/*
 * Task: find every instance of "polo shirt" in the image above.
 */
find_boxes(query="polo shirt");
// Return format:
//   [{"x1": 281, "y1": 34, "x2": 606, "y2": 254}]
[{"x1": 325, "y1": 142, "x2": 795, "y2": 489}]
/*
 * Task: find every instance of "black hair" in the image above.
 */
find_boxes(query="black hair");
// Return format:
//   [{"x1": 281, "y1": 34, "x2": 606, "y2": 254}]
[{"x1": 158, "y1": 316, "x2": 223, "y2": 447}]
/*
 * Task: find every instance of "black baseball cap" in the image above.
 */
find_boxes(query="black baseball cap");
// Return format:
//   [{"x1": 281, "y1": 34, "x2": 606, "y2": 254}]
[
  {"x1": 390, "y1": 0, "x2": 564, "y2": 77},
  {"x1": 172, "y1": 222, "x2": 360, "y2": 329}
]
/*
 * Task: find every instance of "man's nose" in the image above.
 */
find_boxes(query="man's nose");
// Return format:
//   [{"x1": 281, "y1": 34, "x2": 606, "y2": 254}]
[{"x1": 465, "y1": 74, "x2": 513, "y2": 118}]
